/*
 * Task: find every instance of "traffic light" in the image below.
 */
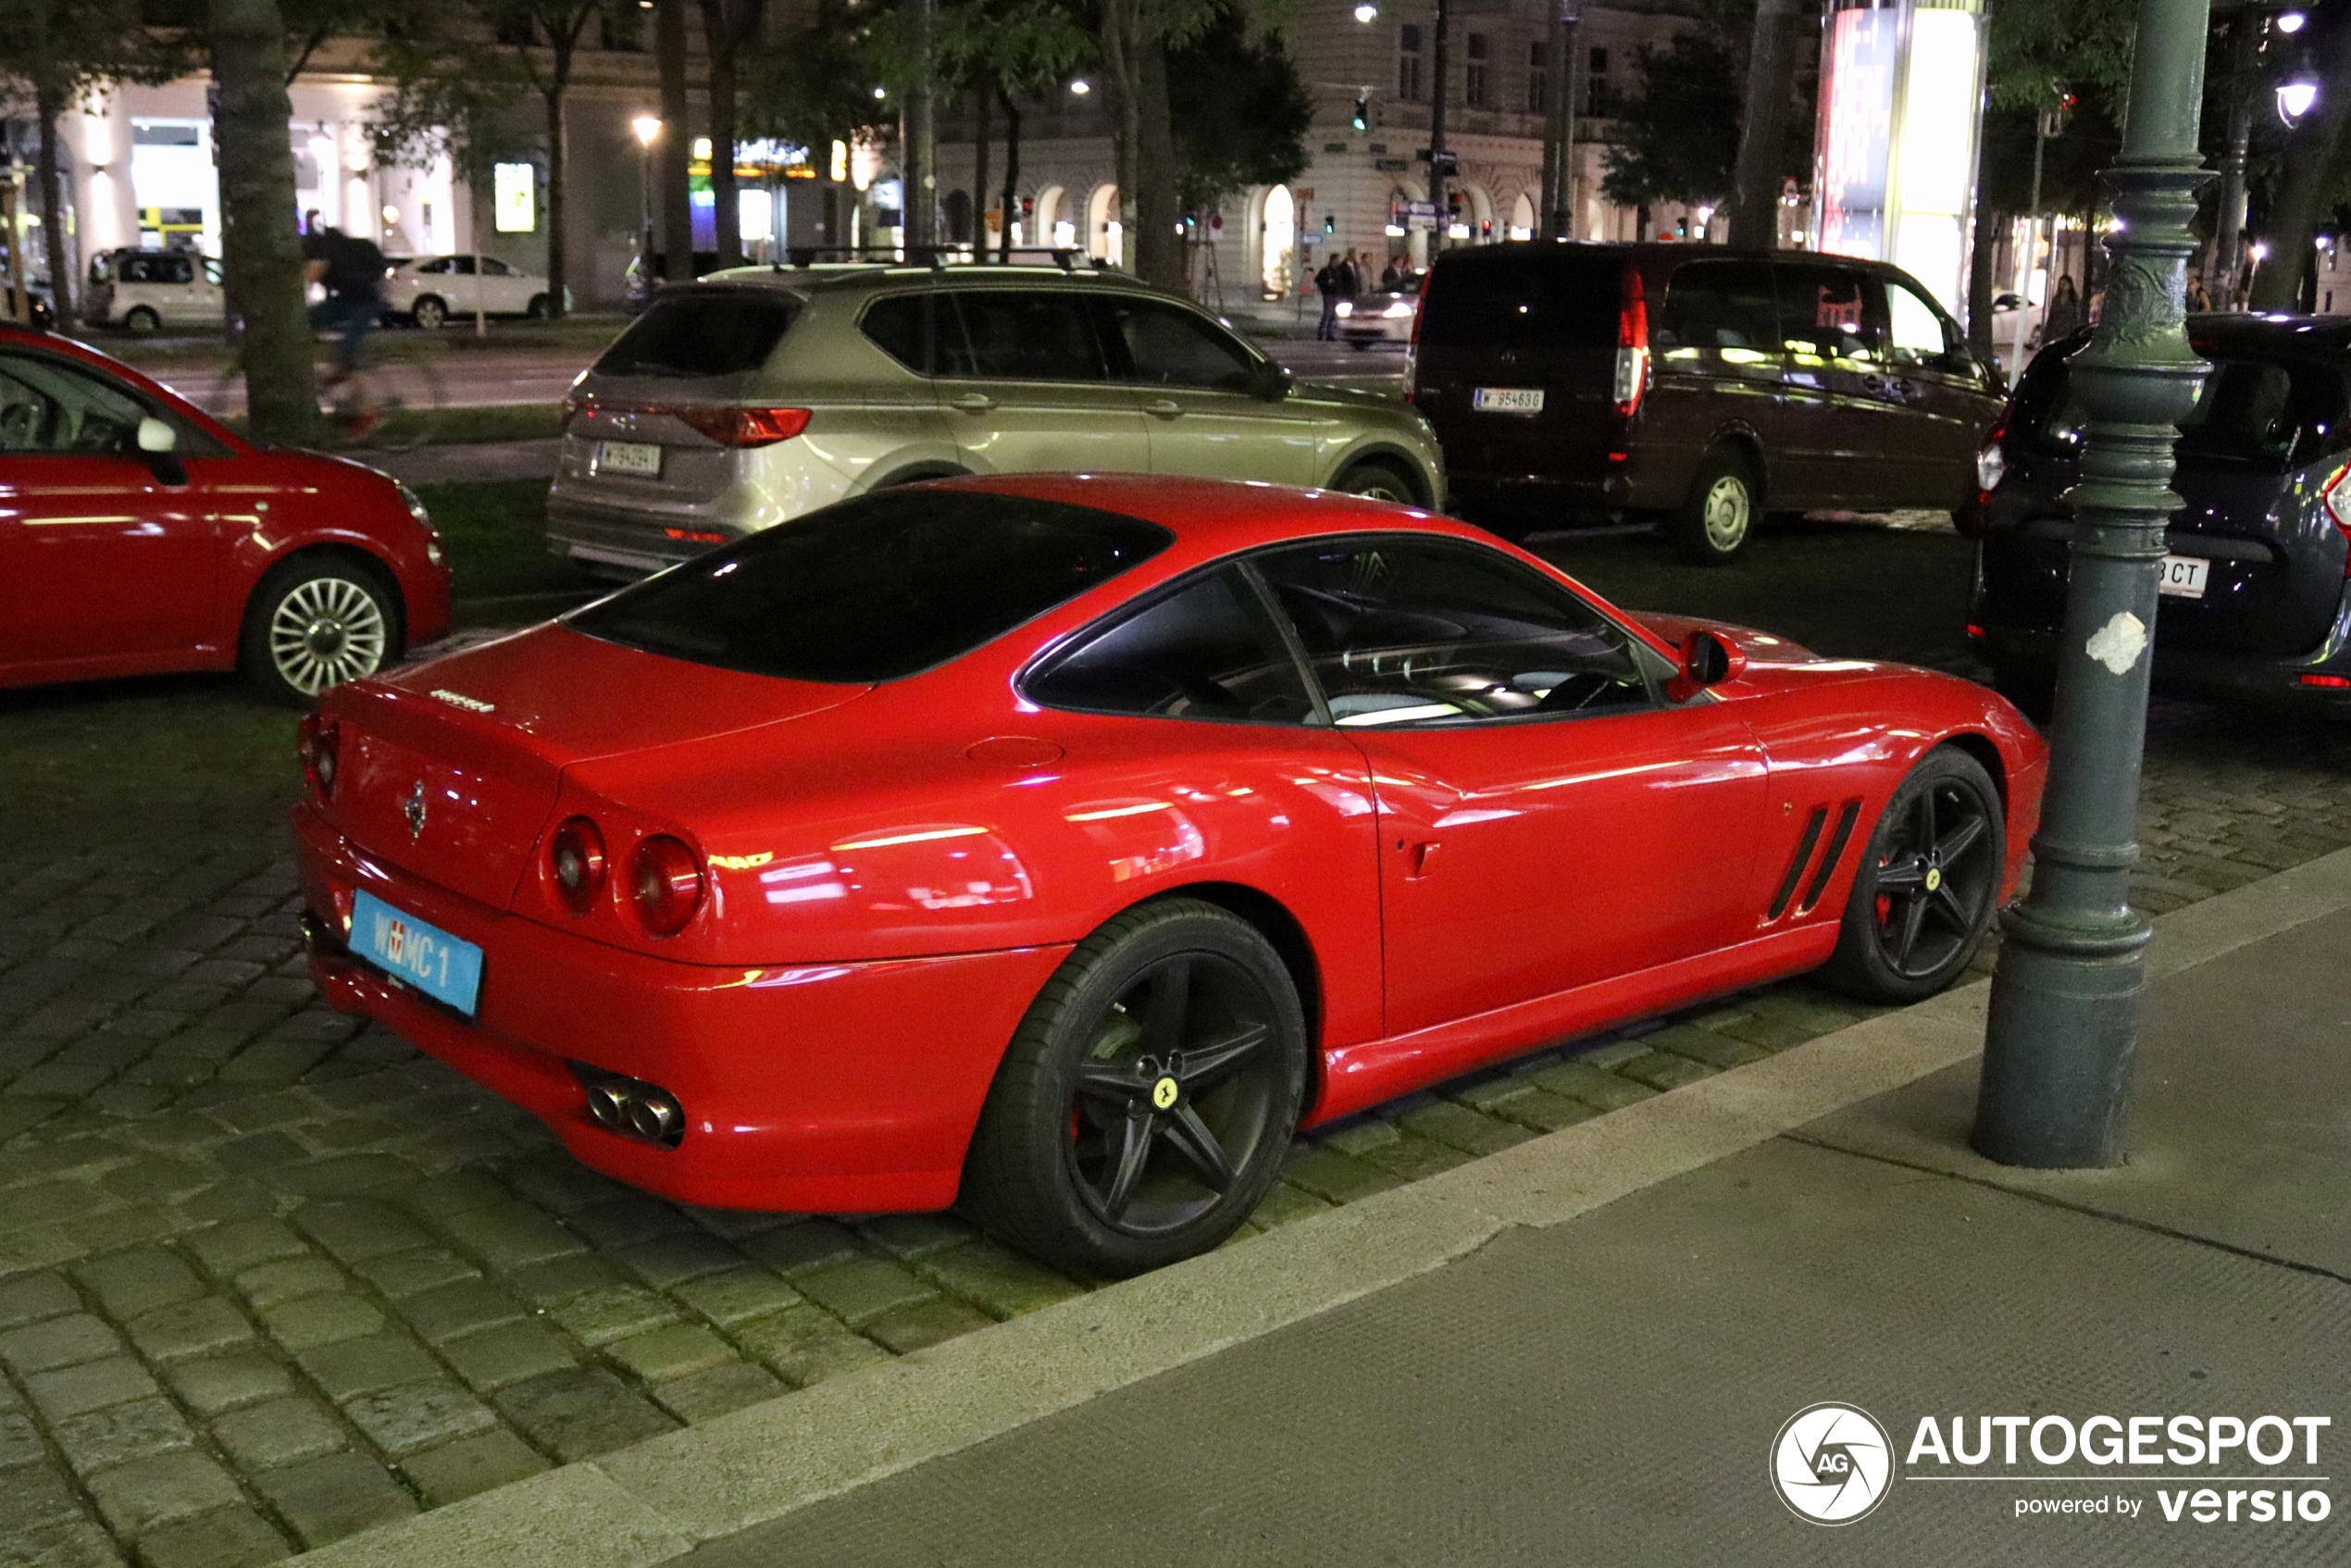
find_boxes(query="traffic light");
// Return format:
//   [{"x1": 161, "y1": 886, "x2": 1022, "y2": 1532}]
[
  {"x1": 1351, "y1": 94, "x2": 1369, "y2": 131},
  {"x1": 1325, "y1": 213, "x2": 1337, "y2": 235}
]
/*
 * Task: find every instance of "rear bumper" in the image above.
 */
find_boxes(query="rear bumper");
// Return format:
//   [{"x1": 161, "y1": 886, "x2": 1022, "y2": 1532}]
[
  {"x1": 544, "y1": 500, "x2": 731, "y2": 575},
  {"x1": 1447, "y1": 470, "x2": 1632, "y2": 524},
  {"x1": 1972, "y1": 592, "x2": 2351, "y2": 709},
  {"x1": 292, "y1": 803, "x2": 1069, "y2": 1213}
]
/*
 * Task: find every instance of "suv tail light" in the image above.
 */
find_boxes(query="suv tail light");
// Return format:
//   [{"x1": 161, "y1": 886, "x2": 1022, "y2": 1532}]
[
  {"x1": 1613, "y1": 266, "x2": 1649, "y2": 418},
  {"x1": 676, "y1": 406, "x2": 811, "y2": 447},
  {"x1": 297, "y1": 714, "x2": 339, "y2": 799},
  {"x1": 1975, "y1": 429, "x2": 2009, "y2": 493},
  {"x1": 548, "y1": 816, "x2": 607, "y2": 915},
  {"x1": 2324, "y1": 462, "x2": 2351, "y2": 576},
  {"x1": 630, "y1": 835, "x2": 705, "y2": 936},
  {"x1": 1403, "y1": 270, "x2": 1431, "y2": 402}
]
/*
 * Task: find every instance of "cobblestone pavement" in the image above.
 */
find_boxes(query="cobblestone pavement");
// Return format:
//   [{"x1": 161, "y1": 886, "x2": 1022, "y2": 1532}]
[{"x1": 4, "y1": 522, "x2": 2347, "y2": 1566}]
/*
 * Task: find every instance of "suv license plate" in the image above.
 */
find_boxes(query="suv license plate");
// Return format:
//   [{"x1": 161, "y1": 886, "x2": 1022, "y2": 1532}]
[
  {"x1": 2157, "y1": 554, "x2": 2208, "y2": 599},
  {"x1": 594, "y1": 440, "x2": 663, "y2": 478},
  {"x1": 1472, "y1": 387, "x2": 1545, "y2": 414}
]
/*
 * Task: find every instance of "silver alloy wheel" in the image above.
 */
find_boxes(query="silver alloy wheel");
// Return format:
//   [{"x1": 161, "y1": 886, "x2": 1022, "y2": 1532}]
[
  {"x1": 414, "y1": 296, "x2": 445, "y2": 330},
  {"x1": 267, "y1": 576, "x2": 389, "y2": 696},
  {"x1": 1338, "y1": 467, "x2": 1412, "y2": 504},
  {"x1": 1701, "y1": 473, "x2": 1752, "y2": 553}
]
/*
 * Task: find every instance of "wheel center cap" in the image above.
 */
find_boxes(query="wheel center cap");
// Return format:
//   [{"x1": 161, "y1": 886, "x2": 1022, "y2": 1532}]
[
  {"x1": 1151, "y1": 1076, "x2": 1179, "y2": 1112},
  {"x1": 306, "y1": 619, "x2": 345, "y2": 657},
  {"x1": 1925, "y1": 865, "x2": 1943, "y2": 892}
]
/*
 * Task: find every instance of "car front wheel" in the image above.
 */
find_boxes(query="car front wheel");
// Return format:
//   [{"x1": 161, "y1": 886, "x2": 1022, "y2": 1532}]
[
  {"x1": 1331, "y1": 458, "x2": 1419, "y2": 505},
  {"x1": 963, "y1": 899, "x2": 1309, "y2": 1276},
  {"x1": 412, "y1": 295, "x2": 446, "y2": 330},
  {"x1": 240, "y1": 556, "x2": 400, "y2": 706},
  {"x1": 1820, "y1": 747, "x2": 2005, "y2": 1004}
]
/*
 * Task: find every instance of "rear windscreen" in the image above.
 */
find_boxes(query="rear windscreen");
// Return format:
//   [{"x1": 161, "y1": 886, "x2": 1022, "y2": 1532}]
[
  {"x1": 592, "y1": 291, "x2": 802, "y2": 378},
  {"x1": 1419, "y1": 253, "x2": 1621, "y2": 352},
  {"x1": 567, "y1": 490, "x2": 1173, "y2": 683},
  {"x1": 2021, "y1": 338, "x2": 2351, "y2": 468}
]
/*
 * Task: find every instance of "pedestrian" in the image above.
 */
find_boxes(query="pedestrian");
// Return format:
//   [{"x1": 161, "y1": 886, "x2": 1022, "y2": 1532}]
[
  {"x1": 1338, "y1": 250, "x2": 1362, "y2": 304},
  {"x1": 2043, "y1": 274, "x2": 2085, "y2": 342},
  {"x1": 1313, "y1": 254, "x2": 1341, "y2": 340},
  {"x1": 1381, "y1": 256, "x2": 1404, "y2": 291},
  {"x1": 2186, "y1": 272, "x2": 2210, "y2": 312}
]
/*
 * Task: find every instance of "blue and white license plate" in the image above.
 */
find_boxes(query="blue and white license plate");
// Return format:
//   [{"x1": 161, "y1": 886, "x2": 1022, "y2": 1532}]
[{"x1": 351, "y1": 890, "x2": 483, "y2": 1016}]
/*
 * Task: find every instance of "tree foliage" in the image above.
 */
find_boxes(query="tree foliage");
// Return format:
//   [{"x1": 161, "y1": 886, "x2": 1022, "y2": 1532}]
[
  {"x1": 739, "y1": 0, "x2": 894, "y2": 155},
  {"x1": 1165, "y1": 19, "x2": 1311, "y2": 216},
  {"x1": 1600, "y1": 31, "x2": 1742, "y2": 212}
]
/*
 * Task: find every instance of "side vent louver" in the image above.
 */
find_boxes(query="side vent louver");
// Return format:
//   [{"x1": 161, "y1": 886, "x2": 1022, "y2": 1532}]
[
  {"x1": 1797, "y1": 801, "x2": 1863, "y2": 915},
  {"x1": 1768, "y1": 807, "x2": 1828, "y2": 921}
]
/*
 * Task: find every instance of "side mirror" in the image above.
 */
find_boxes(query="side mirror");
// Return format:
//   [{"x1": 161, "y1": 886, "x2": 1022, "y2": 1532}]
[
  {"x1": 1255, "y1": 361, "x2": 1292, "y2": 402},
  {"x1": 137, "y1": 417, "x2": 188, "y2": 487},
  {"x1": 1665, "y1": 628, "x2": 1745, "y2": 703}
]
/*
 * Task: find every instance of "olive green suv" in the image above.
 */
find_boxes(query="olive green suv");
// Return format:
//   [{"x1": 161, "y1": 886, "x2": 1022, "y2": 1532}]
[{"x1": 549, "y1": 262, "x2": 1446, "y2": 576}]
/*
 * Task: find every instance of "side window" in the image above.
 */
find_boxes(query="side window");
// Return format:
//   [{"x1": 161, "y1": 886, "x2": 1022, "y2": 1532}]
[
  {"x1": 417, "y1": 258, "x2": 450, "y2": 275},
  {"x1": 481, "y1": 258, "x2": 514, "y2": 277},
  {"x1": 1254, "y1": 538, "x2": 1650, "y2": 727},
  {"x1": 860, "y1": 293, "x2": 930, "y2": 374},
  {"x1": 1774, "y1": 264, "x2": 1882, "y2": 362},
  {"x1": 1656, "y1": 260, "x2": 1779, "y2": 354},
  {"x1": 0, "y1": 353, "x2": 152, "y2": 455},
  {"x1": 163, "y1": 255, "x2": 194, "y2": 285},
  {"x1": 1885, "y1": 280, "x2": 1955, "y2": 370},
  {"x1": 453, "y1": 256, "x2": 479, "y2": 276},
  {"x1": 1099, "y1": 298, "x2": 1259, "y2": 391},
  {"x1": 943, "y1": 291, "x2": 1107, "y2": 381},
  {"x1": 1026, "y1": 567, "x2": 1316, "y2": 724}
]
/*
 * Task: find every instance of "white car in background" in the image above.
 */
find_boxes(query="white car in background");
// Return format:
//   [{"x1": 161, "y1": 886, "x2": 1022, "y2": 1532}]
[
  {"x1": 83, "y1": 249, "x2": 227, "y2": 335},
  {"x1": 383, "y1": 255, "x2": 566, "y2": 329}
]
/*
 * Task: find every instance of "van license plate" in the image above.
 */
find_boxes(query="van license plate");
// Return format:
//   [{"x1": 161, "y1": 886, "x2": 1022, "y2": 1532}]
[
  {"x1": 350, "y1": 890, "x2": 483, "y2": 1016},
  {"x1": 2157, "y1": 554, "x2": 2208, "y2": 599},
  {"x1": 593, "y1": 441, "x2": 663, "y2": 478},
  {"x1": 1472, "y1": 387, "x2": 1545, "y2": 414}
]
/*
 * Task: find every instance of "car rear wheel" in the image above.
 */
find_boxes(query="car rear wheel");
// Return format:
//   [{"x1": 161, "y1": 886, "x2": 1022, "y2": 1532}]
[
  {"x1": 124, "y1": 306, "x2": 162, "y2": 336},
  {"x1": 1820, "y1": 747, "x2": 2005, "y2": 1004},
  {"x1": 526, "y1": 293, "x2": 554, "y2": 319},
  {"x1": 240, "y1": 555, "x2": 401, "y2": 707},
  {"x1": 412, "y1": 295, "x2": 447, "y2": 330},
  {"x1": 1667, "y1": 447, "x2": 1760, "y2": 566},
  {"x1": 963, "y1": 899, "x2": 1309, "y2": 1276},
  {"x1": 1331, "y1": 458, "x2": 1418, "y2": 506}
]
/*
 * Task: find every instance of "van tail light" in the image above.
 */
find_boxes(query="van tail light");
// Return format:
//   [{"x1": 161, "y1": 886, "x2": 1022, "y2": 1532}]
[
  {"x1": 1613, "y1": 266, "x2": 1649, "y2": 418},
  {"x1": 297, "y1": 713, "x2": 339, "y2": 799},
  {"x1": 548, "y1": 816, "x2": 607, "y2": 915},
  {"x1": 675, "y1": 406, "x2": 811, "y2": 447},
  {"x1": 2323, "y1": 461, "x2": 2351, "y2": 576},
  {"x1": 631, "y1": 836, "x2": 705, "y2": 936},
  {"x1": 1403, "y1": 269, "x2": 1431, "y2": 402}
]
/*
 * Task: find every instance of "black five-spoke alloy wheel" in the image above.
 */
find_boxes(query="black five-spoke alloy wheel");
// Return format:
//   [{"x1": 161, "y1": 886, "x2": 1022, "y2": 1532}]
[
  {"x1": 964, "y1": 899, "x2": 1307, "y2": 1276},
  {"x1": 1822, "y1": 746, "x2": 2005, "y2": 1003}
]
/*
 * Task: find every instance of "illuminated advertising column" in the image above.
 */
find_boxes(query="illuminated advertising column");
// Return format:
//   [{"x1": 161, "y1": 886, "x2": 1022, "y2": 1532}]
[{"x1": 1813, "y1": 0, "x2": 1989, "y2": 317}]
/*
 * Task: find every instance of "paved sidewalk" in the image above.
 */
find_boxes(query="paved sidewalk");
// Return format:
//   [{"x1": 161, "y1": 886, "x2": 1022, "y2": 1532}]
[{"x1": 677, "y1": 864, "x2": 2351, "y2": 1567}]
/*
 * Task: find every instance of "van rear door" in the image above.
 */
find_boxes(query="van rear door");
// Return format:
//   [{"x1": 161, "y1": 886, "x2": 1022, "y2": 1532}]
[{"x1": 1412, "y1": 248, "x2": 1622, "y2": 499}]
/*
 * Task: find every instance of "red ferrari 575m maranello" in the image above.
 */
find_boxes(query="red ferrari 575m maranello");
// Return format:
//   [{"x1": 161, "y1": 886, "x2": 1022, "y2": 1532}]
[{"x1": 294, "y1": 474, "x2": 2045, "y2": 1274}]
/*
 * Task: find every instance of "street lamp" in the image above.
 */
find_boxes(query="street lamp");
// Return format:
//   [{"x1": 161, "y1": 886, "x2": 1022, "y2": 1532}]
[
  {"x1": 1068, "y1": 79, "x2": 1090, "y2": 95},
  {"x1": 631, "y1": 116, "x2": 661, "y2": 270},
  {"x1": 2278, "y1": 8, "x2": 2307, "y2": 31},
  {"x1": 1353, "y1": 3, "x2": 1379, "y2": 20},
  {"x1": 2278, "y1": 72, "x2": 2320, "y2": 125}
]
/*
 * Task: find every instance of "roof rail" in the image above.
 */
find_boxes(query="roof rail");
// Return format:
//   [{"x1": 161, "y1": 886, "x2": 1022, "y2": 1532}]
[{"x1": 770, "y1": 243, "x2": 1115, "y2": 273}]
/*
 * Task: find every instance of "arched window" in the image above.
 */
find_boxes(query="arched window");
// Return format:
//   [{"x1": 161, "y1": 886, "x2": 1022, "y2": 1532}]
[
  {"x1": 1087, "y1": 183, "x2": 1122, "y2": 266},
  {"x1": 1260, "y1": 185, "x2": 1296, "y2": 298}
]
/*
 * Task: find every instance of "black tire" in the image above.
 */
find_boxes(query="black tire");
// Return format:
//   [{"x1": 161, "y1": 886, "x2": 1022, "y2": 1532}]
[
  {"x1": 526, "y1": 293, "x2": 553, "y2": 319},
  {"x1": 1331, "y1": 458, "x2": 1419, "y2": 506},
  {"x1": 1990, "y1": 664, "x2": 2055, "y2": 728},
  {"x1": 239, "y1": 554, "x2": 402, "y2": 707},
  {"x1": 1665, "y1": 445, "x2": 1761, "y2": 566},
  {"x1": 412, "y1": 295, "x2": 447, "y2": 331},
  {"x1": 962, "y1": 899, "x2": 1309, "y2": 1276},
  {"x1": 124, "y1": 306, "x2": 161, "y2": 336},
  {"x1": 1819, "y1": 747, "x2": 2005, "y2": 1004}
]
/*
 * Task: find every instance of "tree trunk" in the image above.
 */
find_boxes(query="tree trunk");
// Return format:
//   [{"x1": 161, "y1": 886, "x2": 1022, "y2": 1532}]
[
  {"x1": 973, "y1": 87, "x2": 989, "y2": 257},
  {"x1": 1098, "y1": 0, "x2": 1140, "y2": 262},
  {"x1": 543, "y1": 85, "x2": 569, "y2": 319},
  {"x1": 1132, "y1": 40, "x2": 1182, "y2": 288},
  {"x1": 208, "y1": 0, "x2": 314, "y2": 443},
  {"x1": 1727, "y1": 0, "x2": 1795, "y2": 249},
  {"x1": 32, "y1": 81, "x2": 75, "y2": 323},
  {"x1": 998, "y1": 87, "x2": 1020, "y2": 265},
  {"x1": 2251, "y1": 19, "x2": 2351, "y2": 309},
  {"x1": 1967, "y1": 182, "x2": 1997, "y2": 370},
  {"x1": 656, "y1": 0, "x2": 694, "y2": 280},
  {"x1": 700, "y1": 0, "x2": 740, "y2": 267}
]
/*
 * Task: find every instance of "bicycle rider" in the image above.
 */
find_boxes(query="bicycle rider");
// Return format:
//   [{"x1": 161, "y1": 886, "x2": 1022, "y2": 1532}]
[{"x1": 300, "y1": 218, "x2": 390, "y2": 431}]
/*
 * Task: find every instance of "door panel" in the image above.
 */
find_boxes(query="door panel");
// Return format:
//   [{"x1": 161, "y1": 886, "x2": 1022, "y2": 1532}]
[
  {"x1": 1772, "y1": 262, "x2": 1892, "y2": 507},
  {"x1": 936, "y1": 289, "x2": 1151, "y2": 476},
  {"x1": 1090, "y1": 296, "x2": 1321, "y2": 485},
  {"x1": 1879, "y1": 276, "x2": 1999, "y2": 507},
  {"x1": 1649, "y1": 258, "x2": 1786, "y2": 502}
]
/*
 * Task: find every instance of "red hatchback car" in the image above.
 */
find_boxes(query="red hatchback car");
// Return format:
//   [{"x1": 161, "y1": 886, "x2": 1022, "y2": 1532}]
[
  {"x1": 0, "y1": 325, "x2": 450, "y2": 703},
  {"x1": 292, "y1": 474, "x2": 2043, "y2": 1275}
]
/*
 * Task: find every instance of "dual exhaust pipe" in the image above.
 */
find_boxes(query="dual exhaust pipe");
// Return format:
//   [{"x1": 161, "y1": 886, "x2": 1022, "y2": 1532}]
[{"x1": 569, "y1": 1062, "x2": 687, "y2": 1149}]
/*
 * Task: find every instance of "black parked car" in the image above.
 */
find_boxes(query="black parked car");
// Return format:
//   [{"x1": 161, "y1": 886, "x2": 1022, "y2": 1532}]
[{"x1": 1971, "y1": 314, "x2": 2351, "y2": 718}]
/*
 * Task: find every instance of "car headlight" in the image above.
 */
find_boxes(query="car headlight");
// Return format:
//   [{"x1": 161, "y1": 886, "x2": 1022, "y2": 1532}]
[
  {"x1": 1335, "y1": 302, "x2": 1352, "y2": 317},
  {"x1": 397, "y1": 481, "x2": 446, "y2": 566},
  {"x1": 1385, "y1": 301, "x2": 1414, "y2": 318}
]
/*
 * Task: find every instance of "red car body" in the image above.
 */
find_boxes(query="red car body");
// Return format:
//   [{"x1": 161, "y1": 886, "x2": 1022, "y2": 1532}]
[
  {"x1": 294, "y1": 474, "x2": 2044, "y2": 1214},
  {"x1": 0, "y1": 326, "x2": 450, "y2": 691}
]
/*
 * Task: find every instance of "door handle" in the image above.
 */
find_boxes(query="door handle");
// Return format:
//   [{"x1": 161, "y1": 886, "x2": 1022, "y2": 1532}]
[
  {"x1": 1399, "y1": 839, "x2": 1440, "y2": 879},
  {"x1": 952, "y1": 393, "x2": 996, "y2": 412},
  {"x1": 1861, "y1": 375, "x2": 1885, "y2": 392},
  {"x1": 1141, "y1": 399, "x2": 1183, "y2": 417}
]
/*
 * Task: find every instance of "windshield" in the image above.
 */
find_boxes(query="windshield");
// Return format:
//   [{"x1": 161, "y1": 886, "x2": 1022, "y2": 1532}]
[
  {"x1": 592, "y1": 290, "x2": 802, "y2": 379},
  {"x1": 567, "y1": 490, "x2": 1173, "y2": 683}
]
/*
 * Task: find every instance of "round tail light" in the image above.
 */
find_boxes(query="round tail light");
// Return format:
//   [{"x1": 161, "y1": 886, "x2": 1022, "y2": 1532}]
[
  {"x1": 630, "y1": 835, "x2": 704, "y2": 936},
  {"x1": 549, "y1": 816, "x2": 607, "y2": 915},
  {"x1": 297, "y1": 714, "x2": 339, "y2": 799}
]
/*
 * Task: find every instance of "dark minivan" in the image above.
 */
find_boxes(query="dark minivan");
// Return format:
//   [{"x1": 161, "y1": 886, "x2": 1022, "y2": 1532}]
[
  {"x1": 1410, "y1": 243, "x2": 2006, "y2": 562},
  {"x1": 1971, "y1": 315, "x2": 2351, "y2": 718}
]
